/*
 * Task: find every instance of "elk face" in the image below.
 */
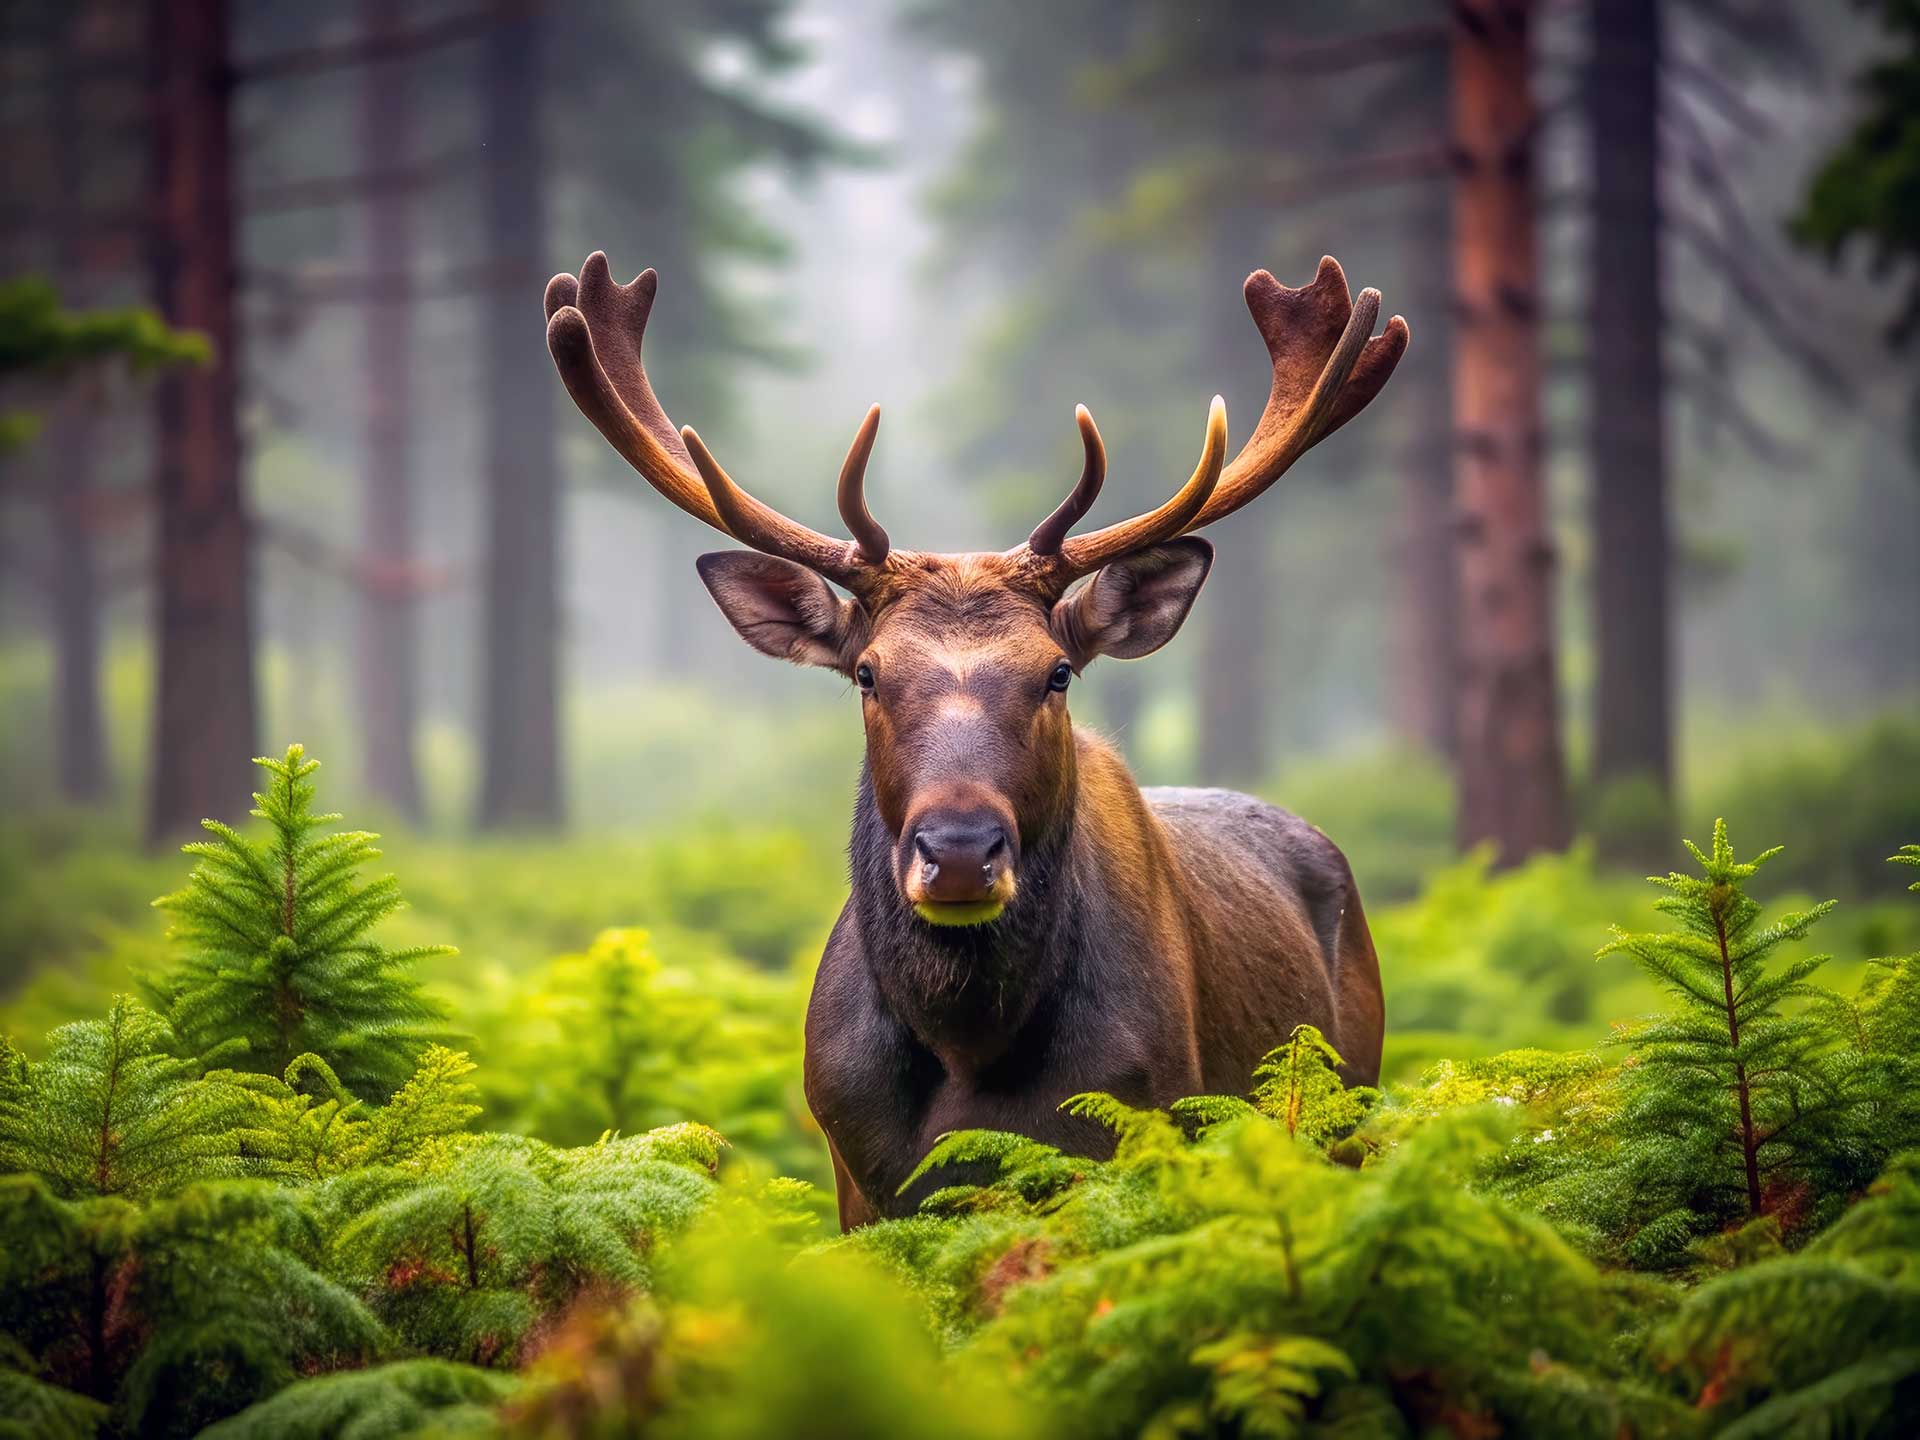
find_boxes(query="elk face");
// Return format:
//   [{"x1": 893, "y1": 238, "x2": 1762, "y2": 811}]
[
  {"x1": 696, "y1": 542, "x2": 1214, "y2": 926},
  {"x1": 543, "y1": 252, "x2": 1407, "y2": 924}
]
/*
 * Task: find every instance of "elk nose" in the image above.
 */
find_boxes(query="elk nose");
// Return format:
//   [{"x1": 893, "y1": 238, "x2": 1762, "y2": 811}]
[{"x1": 912, "y1": 818, "x2": 1011, "y2": 904}]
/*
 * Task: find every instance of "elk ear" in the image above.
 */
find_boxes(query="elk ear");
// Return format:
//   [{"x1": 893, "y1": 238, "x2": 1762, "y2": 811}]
[
  {"x1": 696, "y1": 551, "x2": 867, "y2": 673},
  {"x1": 1050, "y1": 537, "x2": 1214, "y2": 666}
]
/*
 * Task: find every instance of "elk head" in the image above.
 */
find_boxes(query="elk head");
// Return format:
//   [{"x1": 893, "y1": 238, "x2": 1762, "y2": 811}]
[{"x1": 545, "y1": 253, "x2": 1407, "y2": 927}]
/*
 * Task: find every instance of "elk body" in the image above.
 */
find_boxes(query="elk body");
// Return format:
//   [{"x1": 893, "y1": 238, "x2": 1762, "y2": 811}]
[{"x1": 545, "y1": 252, "x2": 1407, "y2": 1228}]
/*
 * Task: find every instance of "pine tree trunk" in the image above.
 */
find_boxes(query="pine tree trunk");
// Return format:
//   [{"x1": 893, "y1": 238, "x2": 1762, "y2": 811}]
[
  {"x1": 49, "y1": 8, "x2": 109, "y2": 802},
  {"x1": 146, "y1": 0, "x2": 257, "y2": 843},
  {"x1": 1198, "y1": 525, "x2": 1271, "y2": 788},
  {"x1": 51, "y1": 430, "x2": 109, "y2": 802},
  {"x1": 475, "y1": 11, "x2": 562, "y2": 829},
  {"x1": 357, "y1": 0, "x2": 424, "y2": 823},
  {"x1": 1393, "y1": 177, "x2": 1459, "y2": 759},
  {"x1": 1198, "y1": 219, "x2": 1271, "y2": 789},
  {"x1": 1449, "y1": 0, "x2": 1571, "y2": 865},
  {"x1": 1588, "y1": 0, "x2": 1673, "y2": 807}
]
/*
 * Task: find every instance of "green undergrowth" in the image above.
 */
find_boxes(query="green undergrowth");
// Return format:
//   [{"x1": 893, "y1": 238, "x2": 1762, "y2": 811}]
[{"x1": 2, "y1": 746, "x2": 1919, "y2": 1435}]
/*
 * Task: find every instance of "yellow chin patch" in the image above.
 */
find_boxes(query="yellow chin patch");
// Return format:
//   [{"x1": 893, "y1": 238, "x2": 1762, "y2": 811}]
[{"x1": 913, "y1": 898, "x2": 1007, "y2": 928}]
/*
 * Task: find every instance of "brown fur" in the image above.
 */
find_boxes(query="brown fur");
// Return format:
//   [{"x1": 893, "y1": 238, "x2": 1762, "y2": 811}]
[
  {"x1": 548, "y1": 253, "x2": 1407, "y2": 1231},
  {"x1": 717, "y1": 551, "x2": 1389, "y2": 1228}
]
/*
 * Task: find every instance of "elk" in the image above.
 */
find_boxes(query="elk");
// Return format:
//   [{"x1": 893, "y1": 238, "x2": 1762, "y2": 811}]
[{"x1": 545, "y1": 251, "x2": 1407, "y2": 1228}]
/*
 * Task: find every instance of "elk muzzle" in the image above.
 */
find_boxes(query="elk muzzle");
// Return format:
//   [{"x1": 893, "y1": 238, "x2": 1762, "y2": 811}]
[{"x1": 900, "y1": 796, "x2": 1019, "y2": 927}]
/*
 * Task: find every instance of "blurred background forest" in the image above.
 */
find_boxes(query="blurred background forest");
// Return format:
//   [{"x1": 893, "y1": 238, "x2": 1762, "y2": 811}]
[{"x1": 2, "y1": 0, "x2": 1918, "y2": 1074}]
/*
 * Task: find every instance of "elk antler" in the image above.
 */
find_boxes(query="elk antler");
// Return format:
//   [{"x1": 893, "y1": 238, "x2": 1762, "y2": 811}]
[
  {"x1": 1021, "y1": 257, "x2": 1408, "y2": 584},
  {"x1": 544, "y1": 253, "x2": 889, "y2": 587}
]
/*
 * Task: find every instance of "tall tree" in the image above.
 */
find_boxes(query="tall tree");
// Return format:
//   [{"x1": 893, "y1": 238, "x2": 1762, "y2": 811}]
[
  {"x1": 146, "y1": 0, "x2": 256, "y2": 842},
  {"x1": 471, "y1": 3, "x2": 835, "y2": 828},
  {"x1": 1393, "y1": 97, "x2": 1459, "y2": 759},
  {"x1": 475, "y1": 8, "x2": 560, "y2": 830},
  {"x1": 1449, "y1": 0, "x2": 1571, "y2": 864},
  {"x1": 356, "y1": 0, "x2": 424, "y2": 822},
  {"x1": 46, "y1": 6, "x2": 109, "y2": 801},
  {"x1": 1794, "y1": 0, "x2": 1920, "y2": 432},
  {"x1": 1588, "y1": 0, "x2": 1673, "y2": 815}
]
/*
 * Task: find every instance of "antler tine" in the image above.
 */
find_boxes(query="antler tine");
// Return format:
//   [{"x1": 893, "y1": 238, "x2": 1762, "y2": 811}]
[
  {"x1": 547, "y1": 254, "x2": 887, "y2": 590},
  {"x1": 545, "y1": 254, "x2": 724, "y2": 530},
  {"x1": 1027, "y1": 405, "x2": 1106, "y2": 556},
  {"x1": 837, "y1": 405, "x2": 889, "y2": 565},
  {"x1": 1052, "y1": 396, "x2": 1228, "y2": 577},
  {"x1": 683, "y1": 424, "x2": 878, "y2": 586},
  {"x1": 1184, "y1": 257, "x2": 1408, "y2": 533}
]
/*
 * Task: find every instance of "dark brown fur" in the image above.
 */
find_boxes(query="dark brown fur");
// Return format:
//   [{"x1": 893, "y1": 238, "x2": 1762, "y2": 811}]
[
  {"x1": 773, "y1": 553, "x2": 1385, "y2": 1227},
  {"x1": 545, "y1": 253, "x2": 1406, "y2": 1232}
]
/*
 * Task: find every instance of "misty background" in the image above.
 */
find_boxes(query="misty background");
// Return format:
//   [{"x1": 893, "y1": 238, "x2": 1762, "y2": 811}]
[{"x1": 2, "y1": 0, "x2": 1916, "y2": 884}]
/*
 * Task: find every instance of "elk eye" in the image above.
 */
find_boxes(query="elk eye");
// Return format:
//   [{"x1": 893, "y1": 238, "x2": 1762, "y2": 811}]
[
  {"x1": 1048, "y1": 661, "x2": 1073, "y2": 693},
  {"x1": 856, "y1": 663, "x2": 875, "y2": 693}
]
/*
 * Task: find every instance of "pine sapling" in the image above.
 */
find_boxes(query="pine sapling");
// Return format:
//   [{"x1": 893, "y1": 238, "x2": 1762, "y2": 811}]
[
  {"x1": 0, "y1": 997, "x2": 264, "y2": 1198},
  {"x1": 1250, "y1": 1024, "x2": 1377, "y2": 1151},
  {"x1": 1600, "y1": 820, "x2": 1844, "y2": 1223},
  {"x1": 153, "y1": 745, "x2": 451, "y2": 1100}
]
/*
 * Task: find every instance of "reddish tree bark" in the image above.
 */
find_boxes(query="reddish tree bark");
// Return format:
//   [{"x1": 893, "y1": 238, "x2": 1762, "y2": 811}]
[
  {"x1": 356, "y1": 0, "x2": 424, "y2": 822},
  {"x1": 1393, "y1": 177, "x2": 1460, "y2": 759},
  {"x1": 475, "y1": 10, "x2": 562, "y2": 828},
  {"x1": 146, "y1": 0, "x2": 257, "y2": 843},
  {"x1": 1448, "y1": 0, "x2": 1571, "y2": 864},
  {"x1": 1589, "y1": 0, "x2": 1673, "y2": 807}
]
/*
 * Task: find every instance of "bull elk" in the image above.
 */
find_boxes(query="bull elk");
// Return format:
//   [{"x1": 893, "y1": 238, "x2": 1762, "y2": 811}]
[{"x1": 545, "y1": 252, "x2": 1407, "y2": 1227}]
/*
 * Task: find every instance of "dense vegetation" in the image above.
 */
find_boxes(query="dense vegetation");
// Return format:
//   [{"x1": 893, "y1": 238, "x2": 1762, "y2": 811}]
[{"x1": 1, "y1": 744, "x2": 1917, "y2": 1437}]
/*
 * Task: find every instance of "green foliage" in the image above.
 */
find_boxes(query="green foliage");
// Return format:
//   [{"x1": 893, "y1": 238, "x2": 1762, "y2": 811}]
[
  {"x1": 0, "y1": 278, "x2": 208, "y2": 378},
  {"x1": 0, "y1": 1175, "x2": 385, "y2": 1439},
  {"x1": 1690, "y1": 710, "x2": 1920, "y2": 899},
  {"x1": 1249, "y1": 1025, "x2": 1376, "y2": 1148},
  {"x1": 152, "y1": 745, "x2": 451, "y2": 1100},
  {"x1": 7, "y1": 744, "x2": 1920, "y2": 1436},
  {"x1": 503, "y1": 1196, "x2": 1039, "y2": 1440},
  {"x1": 1653, "y1": 1153, "x2": 1920, "y2": 1433},
  {"x1": 1370, "y1": 845, "x2": 1660, "y2": 1077},
  {"x1": 0, "y1": 998, "x2": 263, "y2": 1197},
  {"x1": 1601, "y1": 822, "x2": 1847, "y2": 1219},
  {"x1": 0, "y1": 277, "x2": 207, "y2": 453},
  {"x1": 1792, "y1": 0, "x2": 1920, "y2": 345},
  {"x1": 857, "y1": 1102, "x2": 1683, "y2": 1440},
  {"x1": 195, "y1": 1360, "x2": 516, "y2": 1440},
  {"x1": 468, "y1": 928, "x2": 811, "y2": 1178},
  {"x1": 322, "y1": 1127, "x2": 720, "y2": 1368},
  {"x1": 252, "y1": 1046, "x2": 483, "y2": 1180}
]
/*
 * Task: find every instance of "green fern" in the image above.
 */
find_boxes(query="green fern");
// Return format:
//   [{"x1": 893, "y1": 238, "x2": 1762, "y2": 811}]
[
  {"x1": 1249, "y1": 1026, "x2": 1377, "y2": 1150},
  {"x1": 0, "y1": 998, "x2": 266, "y2": 1198},
  {"x1": 251, "y1": 1045, "x2": 483, "y2": 1180},
  {"x1": 1653, "y1": 1152, "x2": 1920, "y2": 1430},
  {"x1": 194, "y1": 1359, "x2": 515, "y2": 1440},
  {"x1": 0, "y1": 1174, "x2": 385, "y2": 1437},
  {"x1": 320, "y1": 1127, "x2": 720, "y2": 1367},
  {"x1": 152, "y1": 745, "x2": 451, "y2": 1100}
]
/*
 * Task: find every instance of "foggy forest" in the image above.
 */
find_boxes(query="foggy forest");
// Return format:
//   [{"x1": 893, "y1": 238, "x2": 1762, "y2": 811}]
[{"x1": 2, "y1": 0, "x2": 1919, "y2": 1436}]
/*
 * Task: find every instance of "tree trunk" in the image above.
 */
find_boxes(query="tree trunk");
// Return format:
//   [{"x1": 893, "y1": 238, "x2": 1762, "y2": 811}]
[
  {"x1": 1197, "y1": 219, "x2": 1272, "y2": 789},
  {"x1": 1449, "y1": 0, "x2": 1571, "y2": 865},
  {"x1": 356, "y1": 0, "x2": 423, "y2": 822},
  {"x1": 49, "y1": 7, "x2": 109, "y2": 802},
  {"x1": 146, "y1": 0, "x2": 257, "y2": 843},
  {"x1": 475, "y1": 10, "x2": 562, "y2": 829},
  {"x1": 1198, "y1": 524, "x2": 1271, "y2": 787},
  {"x1": 51, "y1": 426, "x2": 109, "y2": 802},
  {"x1": 1588, "y1": 0, "x2": 1672, "y2": 809},
  {"x1": 1393, "y1": 177, "x2": 1459, "y2": 759}
]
